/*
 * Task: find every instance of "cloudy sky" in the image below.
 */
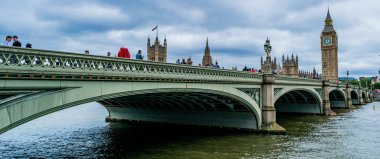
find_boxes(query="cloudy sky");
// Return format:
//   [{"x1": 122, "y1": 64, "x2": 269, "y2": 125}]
[{"x1": 0, "y1": 0, "x2": 379, "y2": 77}]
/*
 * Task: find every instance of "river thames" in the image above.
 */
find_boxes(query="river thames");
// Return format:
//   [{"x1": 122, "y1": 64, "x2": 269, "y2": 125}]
[{"x1": 0, "y1": 102, "x2": 379, "y2": 158}]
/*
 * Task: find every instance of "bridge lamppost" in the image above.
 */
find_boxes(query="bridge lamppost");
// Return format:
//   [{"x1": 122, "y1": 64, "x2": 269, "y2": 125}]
[
  {"x1": 264, "y1": 37, "x2": 272, "y2": 74},
  {"x1": 346, "y1": 70, "x2": 349, "y2": 85}
]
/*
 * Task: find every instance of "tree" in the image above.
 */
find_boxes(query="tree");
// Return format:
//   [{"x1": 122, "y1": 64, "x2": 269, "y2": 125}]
[{"x1": 374, "y1": 82, "x2": 380, "y2": 89}]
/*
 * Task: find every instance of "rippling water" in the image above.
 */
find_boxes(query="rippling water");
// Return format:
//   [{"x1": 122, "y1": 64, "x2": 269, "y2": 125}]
[{"x1": 0, "y1": 102, "x2": 379, "y2": 158}]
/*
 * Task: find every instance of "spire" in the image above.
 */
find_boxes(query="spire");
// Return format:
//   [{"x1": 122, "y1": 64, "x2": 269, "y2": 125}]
[
  {"x1": 205, "y1": 38, "x2": 210, "y2": 54},
  {"x1": 164, "y1": 36, "x2": 167, "y2": 46},
  {"x1": 326, "y1": 7, "x2": 332, "y2": 20},
  {"x1": 274, "y1": 57, "x2": 277, "y2": 64},
  {"x1": 147, "y1": 35, "x2": 151, "y2": 45},
  {"x1": 206, "y1": 37, "x2": 209, "y2": 50},
  {"x1": 155, "y1": 32, "x2": 159, "y2": 43},
  {"x1": 324, "y1": 7, "x2": 333, "y2": 26}
]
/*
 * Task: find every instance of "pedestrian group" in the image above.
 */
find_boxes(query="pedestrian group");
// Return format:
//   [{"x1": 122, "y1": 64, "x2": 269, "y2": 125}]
[{"x1": 3, "y1": 35, "x2": 31, "y2": 48}]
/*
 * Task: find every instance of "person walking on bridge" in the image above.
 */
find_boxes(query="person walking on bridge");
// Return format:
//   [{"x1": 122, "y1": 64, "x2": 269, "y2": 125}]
[
  {"x1": 136, "y1": 50, "x2": 143, "y2": 60},
  {"x1": 12, "y1": 36, "x2": 22, "y2": 47},
  {"x1": 118, "y1": 47, "x2": 130, "y2": 59},
  {"x1": 3, "y1": 35, "x2": 12, "y2": 46}
]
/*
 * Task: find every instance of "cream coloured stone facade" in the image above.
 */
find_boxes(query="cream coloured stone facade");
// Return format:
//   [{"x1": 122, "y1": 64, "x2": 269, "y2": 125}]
[
  {"x1": 147, "y1": 36, "x2": 167, "y2": 63},
  {"x1": 321, "y1": 9, "x2": 338, "y2": 82}
]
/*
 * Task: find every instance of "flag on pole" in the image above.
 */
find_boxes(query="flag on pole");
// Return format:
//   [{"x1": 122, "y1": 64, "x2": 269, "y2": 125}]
[{"x1": 152, "y1": 25, "x2": 158, "y2": 31}]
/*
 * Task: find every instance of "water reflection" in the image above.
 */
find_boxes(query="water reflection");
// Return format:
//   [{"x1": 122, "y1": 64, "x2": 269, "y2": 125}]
[{"x1": 0, "y1": 102, "x2": 379, "y2": 158}]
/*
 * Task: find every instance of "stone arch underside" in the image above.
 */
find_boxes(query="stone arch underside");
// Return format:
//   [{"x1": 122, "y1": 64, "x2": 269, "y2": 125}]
[
  {"x1": 329, "y1": 89, "x2": 346, "y2": 108},
  {"x1": 99, "y1": 92, "x2": 259, "y2": 130},
  {"x1": 0, "y1": 82, "x2": 261, "y2": 134},
  {"x1": 274, "y1": 90, "x2": 322, "y2": 114},
  {"x1": 351, "y1": 90, "x2": 359, "y2": 105}
]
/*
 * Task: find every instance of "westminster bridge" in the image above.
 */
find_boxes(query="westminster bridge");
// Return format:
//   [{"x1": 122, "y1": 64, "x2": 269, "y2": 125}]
[{"x1": 0, "y1": 46, "x2": 375, "y2": 134}]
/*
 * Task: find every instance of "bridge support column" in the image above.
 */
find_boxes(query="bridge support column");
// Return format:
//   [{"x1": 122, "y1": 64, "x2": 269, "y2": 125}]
[
  {"x1": 260, "y1": 74, "x2": 285, "y2": 134},
  {"x1": 371, "y1": 92, "x2": 376, "y2": 102},
  {"x1": 322, "y1": 81, "x2": 336, "y2": 116},
  {"x1": 365, "y1": 90, "x2": 371, "y2": 103},
  {"x1": 358, "y1": 87, "x2": 365, "y2": 105},
  {"x1": 345, "y1": 84, "x2": 354, "y2": 109}
]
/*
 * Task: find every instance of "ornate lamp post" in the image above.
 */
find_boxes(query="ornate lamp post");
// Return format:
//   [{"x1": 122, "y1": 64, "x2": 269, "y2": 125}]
[
  {"x1": 346, "y1": 70, "x2": 349, "y2": 85},
  {"x1": 264, "y1": 38, "x2": 272, "y2": 74}
]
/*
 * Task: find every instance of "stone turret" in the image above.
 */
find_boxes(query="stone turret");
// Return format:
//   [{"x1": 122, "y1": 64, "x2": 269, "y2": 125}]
[
  {"x1": 147, "y1": 34, "x2": 167, "y2": 63},
  {"x1": 282, "y1": 53, "x2": 299, "y2": 77}
]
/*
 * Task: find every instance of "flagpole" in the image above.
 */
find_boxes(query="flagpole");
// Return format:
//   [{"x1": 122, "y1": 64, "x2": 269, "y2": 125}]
[{"x1": 156, "y1": 24, "x2": 158, "y2": 38}]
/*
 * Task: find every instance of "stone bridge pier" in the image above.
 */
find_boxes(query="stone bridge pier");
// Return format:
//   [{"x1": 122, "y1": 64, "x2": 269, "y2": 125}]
[
  {"x1": 358, "y1": 87, "x2": 365, "y2": 105},
  {"x1": 323, "y1": 81, "x2": 337, "y2": 116},
  {"x1": 345, "y1": 84, "x2": 354, "y2": 108},
  {"x1": 365, "y1": 90, "x2": 371, "y2": 103},
  {"x1": 260, "y1": 74, "x2": 285, "y2": 133}
]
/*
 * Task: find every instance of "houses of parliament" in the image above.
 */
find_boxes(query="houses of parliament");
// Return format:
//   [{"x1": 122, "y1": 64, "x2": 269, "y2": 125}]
[
  {"x1": 147, "y1": 9, "x2": 339, "y2": 81},
  {"x1": 260, "y1": 8, "x2": 338, "y2": 81}
]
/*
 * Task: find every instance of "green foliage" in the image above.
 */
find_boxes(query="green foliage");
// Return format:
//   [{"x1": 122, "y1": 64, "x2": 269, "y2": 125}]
[
  {"x1": 347, "y1": 78, "x2": 378, "y2": 90},
  {"x1": 374, "y1": 82, "x2": 380, "y2": 89}
]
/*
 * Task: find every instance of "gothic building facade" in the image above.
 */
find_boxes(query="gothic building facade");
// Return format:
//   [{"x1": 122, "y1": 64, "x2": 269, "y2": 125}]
[
  {"x1": 202, "y1": 38, "x2": 213, "y2": 67},
  {"x1": 282, "y1": 54, "x2": 299, "y2": 77},
  {"x1": 147, "y1": 36, "x2": 167, "y2": 63},
  {"x1": 260, "y1": 56, "x2": 280, "y2": 73},
  {"x1": 321, "y1": 8, "x2": 339, "y2": 82}
]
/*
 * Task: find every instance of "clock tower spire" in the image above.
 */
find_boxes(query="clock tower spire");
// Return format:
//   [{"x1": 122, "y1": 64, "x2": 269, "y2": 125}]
[{"x1": 321, "y1": 8, "x2": 338, "y2": 82}]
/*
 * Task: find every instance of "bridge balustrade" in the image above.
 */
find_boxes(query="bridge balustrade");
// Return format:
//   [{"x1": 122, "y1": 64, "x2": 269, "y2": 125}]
[{"x1": 0, "y1": 46, "x2": 261, "y2": 83}]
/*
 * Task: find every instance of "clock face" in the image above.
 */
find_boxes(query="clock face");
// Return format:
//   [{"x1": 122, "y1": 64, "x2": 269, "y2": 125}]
[{"x1": 324, "y1": 37, "x2": 332, "y2": 45}]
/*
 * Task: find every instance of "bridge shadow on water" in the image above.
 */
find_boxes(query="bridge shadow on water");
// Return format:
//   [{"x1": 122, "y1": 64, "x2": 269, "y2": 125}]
[{"x1": 98, "y1": 121, "x2": 260, "y2": 158}]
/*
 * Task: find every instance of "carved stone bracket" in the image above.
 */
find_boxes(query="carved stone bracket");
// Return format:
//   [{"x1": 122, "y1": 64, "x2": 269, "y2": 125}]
[
  {"x1": 314, "y1": 88, "x2": 322, "y2": 96},
  {"x1": 274, "y1": 88, "x2": 283, "y2": 95},
  {"x1": 237, "y1": 88, "x2": 261, "y2": 106}
]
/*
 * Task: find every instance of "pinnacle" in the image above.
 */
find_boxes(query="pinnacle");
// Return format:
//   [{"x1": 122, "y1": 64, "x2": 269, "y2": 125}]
[{"x1": 326, "y1": 7, "x2": 332, "y2": 20}]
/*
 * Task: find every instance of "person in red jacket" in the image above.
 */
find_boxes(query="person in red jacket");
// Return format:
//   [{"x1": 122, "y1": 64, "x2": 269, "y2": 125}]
[{"x1": 118, "y1": 47, "x2": 131, "y2": 59}]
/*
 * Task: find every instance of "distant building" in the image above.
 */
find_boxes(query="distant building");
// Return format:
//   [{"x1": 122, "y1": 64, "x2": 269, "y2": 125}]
[
  {"x1": 372, "y1": 76, "x2": 379, "y2": 84},
  {"x1": 258, "y1": 38, "x2": 320, "y2": 79},
  {"x1": 202, "y1": 38, "x2": 213, "y2": 67},
  {"x1": 147, "y1": 35, "x2": 167, "y2": 63},
  {"x1": 282, "y1": 54, "x2": 298, "y2": 77},
  {"x1": 338, "y1": 77, "x2": 356, "y2": 81},
  {"x1": 261, "y1": 56, "x2": 280, "y2": 74}
]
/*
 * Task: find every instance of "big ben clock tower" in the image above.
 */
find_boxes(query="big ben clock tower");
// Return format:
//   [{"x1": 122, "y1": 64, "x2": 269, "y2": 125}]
[{"x1": 321, "y1": 8, "x2": 338, "y2": 82}]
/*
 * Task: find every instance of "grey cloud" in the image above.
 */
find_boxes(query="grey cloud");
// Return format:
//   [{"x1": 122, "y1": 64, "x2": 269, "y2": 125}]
[{"x1": 0, "y1": 0, "x2": 378, "y2": 77}]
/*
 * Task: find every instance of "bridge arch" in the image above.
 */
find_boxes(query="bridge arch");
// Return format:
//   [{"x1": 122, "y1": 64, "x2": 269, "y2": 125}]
[
  {"x1": 99, "y1": 88, "x2": 260, "y2": 130},
  {"x1": 274, "y1": 88, "x2": 322, "y2": 114},
  {"x1": 0, "y1": 80, "x2": 261, "y2": 134},
  {"x1": 329, "y1": 89, "x2": 346, "y2": 108},
  {"x1": 351, "y1": 90, "x2": 359, "y2": 105}
]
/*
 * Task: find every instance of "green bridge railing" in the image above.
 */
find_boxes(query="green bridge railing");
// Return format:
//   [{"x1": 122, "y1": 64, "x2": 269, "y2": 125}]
[{"x1": 0, "y1": 46, "x2": 262, "y2": 84}]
